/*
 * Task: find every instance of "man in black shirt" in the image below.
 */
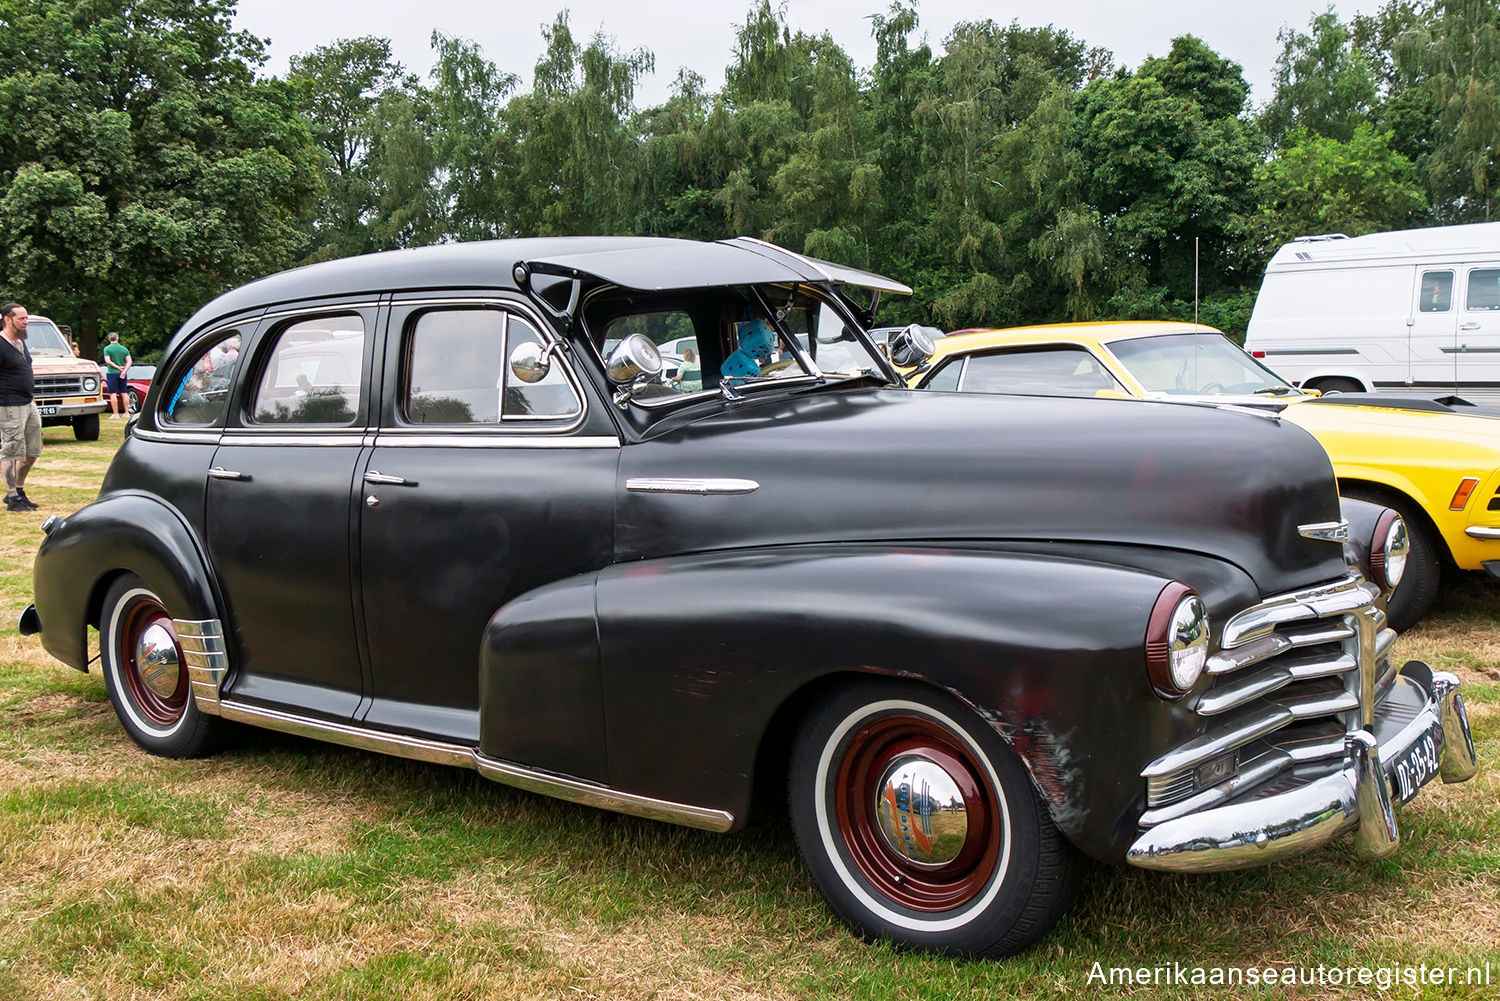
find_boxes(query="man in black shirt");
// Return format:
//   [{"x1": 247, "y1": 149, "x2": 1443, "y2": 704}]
[{"x1": 0, "y1": 302, "x2": 41, "y2": 511}]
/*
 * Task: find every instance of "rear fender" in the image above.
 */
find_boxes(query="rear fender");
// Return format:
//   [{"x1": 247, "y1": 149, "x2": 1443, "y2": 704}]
[{"x1": 31, "y1": 491, "x2": 219, "y2": 671}]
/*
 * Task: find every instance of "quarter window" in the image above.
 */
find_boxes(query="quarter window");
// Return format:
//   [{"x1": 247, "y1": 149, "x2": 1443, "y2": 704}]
[
  {"x1": 163, "y1": 330, "x2": 245, "y2": 426},
  {"x1": 250, "y1": 315, "x2": 365, "y2": 425},
  {"x1": 1419, "y1": 271, "x2": 1453, "y2": 312},
  {"x1": 404, "y1": 309, "x2": 580, "y2": 424}
]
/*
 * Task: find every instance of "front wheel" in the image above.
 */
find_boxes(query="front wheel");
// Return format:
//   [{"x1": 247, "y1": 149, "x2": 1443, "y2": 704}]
[
  {"x1": 788, "y1": 681, "x2": 1080, "y2": 957},
  {"x1": 100, "y1": 574, "x2": 224, "y2": 757},
  {"x1": 73, "y1": 413, "x2": 100, "y2": 441},
  {"x1": 128, "y1": 388, "x2": 141, "y2": 413}
]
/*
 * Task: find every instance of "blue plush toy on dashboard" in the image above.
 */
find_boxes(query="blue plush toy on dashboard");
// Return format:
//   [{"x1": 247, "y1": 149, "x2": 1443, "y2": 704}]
[{"x1": 720, "y1": 318, "x2": 778, "y2": 380}]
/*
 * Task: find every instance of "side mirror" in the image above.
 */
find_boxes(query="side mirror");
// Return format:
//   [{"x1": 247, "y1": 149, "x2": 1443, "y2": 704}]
[
  {"x1": 605, "y1": 333, "x2": 664, "y2": 386},
  {"x1": 509, "y1": 341, "x2": 552, "y2": 384},
  {"x1": 888, "y1": 324, "x2": 936, "y2": 368}
]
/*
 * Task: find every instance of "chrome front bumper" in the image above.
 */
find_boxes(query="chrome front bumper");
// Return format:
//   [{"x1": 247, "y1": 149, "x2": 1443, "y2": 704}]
[{"x1": 1127, "y1": 661, "x2": 1478, "y2": 872}]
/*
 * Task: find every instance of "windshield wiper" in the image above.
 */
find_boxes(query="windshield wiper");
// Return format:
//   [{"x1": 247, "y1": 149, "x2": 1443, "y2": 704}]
[{"x1": 1252, "y1": 386, "x2": 1298, "y2": 396}]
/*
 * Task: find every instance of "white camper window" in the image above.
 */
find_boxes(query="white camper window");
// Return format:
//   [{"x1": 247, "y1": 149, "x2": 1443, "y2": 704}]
[
  {"x1": 1466, "y1": 269, "x2": 1500, "y2": 311},
  {"x1": 1419, "y1": 271, "x2": 1453, "y2": 312}
]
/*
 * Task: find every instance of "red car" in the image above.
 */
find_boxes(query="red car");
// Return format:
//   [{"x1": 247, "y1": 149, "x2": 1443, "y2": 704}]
[{"x1": 100, "y1": 363, "x2": 156, "y2": 413}]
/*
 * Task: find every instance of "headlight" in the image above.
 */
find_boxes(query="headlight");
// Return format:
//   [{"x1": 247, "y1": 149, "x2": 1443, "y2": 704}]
[
  {"x1": 84, "y1": 377, "x2": 98, "y2": 392},
  {"x1": 1370, "y1": 510, "x2": 1409, "y2": 592},
  {"x1": 1146, "y1": 583, "x2": 1210, "y2": 700}
]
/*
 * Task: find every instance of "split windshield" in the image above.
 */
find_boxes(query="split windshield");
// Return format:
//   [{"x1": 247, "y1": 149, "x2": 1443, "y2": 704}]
[
  {"x1": 1107, "y1": 333, "x2": 1299, "y2": 396},
  {"x1": 590, "y1": 285, "x2": 888, "y2": 400}
]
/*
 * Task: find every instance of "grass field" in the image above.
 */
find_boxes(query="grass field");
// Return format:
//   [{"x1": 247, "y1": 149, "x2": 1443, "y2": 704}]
[{"x1": 1, "y1": 423, "x2": 1496, "y2": 999}]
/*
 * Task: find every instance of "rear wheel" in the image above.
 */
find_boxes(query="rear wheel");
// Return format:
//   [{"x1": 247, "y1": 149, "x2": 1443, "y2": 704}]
[
  {"x1": 1342, "y1": 488, "x2": 1441, "y2": 631},
  {"x1": 128, "y1": 388, "x2": 141, "y2": 413},
  {"x1": 73, "y1": 413, "x2": 100, "y2": 441},
  {"x1": 1307, "y1": 377, "x2": 1363, "y2": 395},
  {"x1": 100, "y1": 574, "x2": 224, "y2": 757},
  {"x1": 788, "y1": 680, "x2": 1080, "y2": 957}
]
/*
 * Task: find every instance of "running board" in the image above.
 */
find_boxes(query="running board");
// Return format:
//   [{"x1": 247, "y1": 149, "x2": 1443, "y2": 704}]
[{"x1": 214, "y1": 699, "x2": 735, "y2": 833}]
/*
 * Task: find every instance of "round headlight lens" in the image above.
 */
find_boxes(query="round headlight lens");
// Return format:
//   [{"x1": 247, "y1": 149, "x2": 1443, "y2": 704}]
[
  {"x1": 84, "y1": 377, "x2": 98, "y2": 392},
  {"x1": 1167, "y1": 596, "x2": 1210, "y2": 690},
  {"x1": 1146, "y1": 583, "x2": 1210, "y2": 699},
  {"x1": 1370, "y1": 510, "x2": 1409, "y2": 591}
]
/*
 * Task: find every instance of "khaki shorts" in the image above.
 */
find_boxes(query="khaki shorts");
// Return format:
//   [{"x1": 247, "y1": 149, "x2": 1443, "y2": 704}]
[{"x1": 0, "y1": 403, "x2": 42, "y2": 460}]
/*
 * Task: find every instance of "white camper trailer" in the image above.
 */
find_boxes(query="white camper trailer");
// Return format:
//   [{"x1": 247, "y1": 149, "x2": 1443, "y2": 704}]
[{"x1": 1244, "y1": 222, "x2": 1500, "y2": 405}]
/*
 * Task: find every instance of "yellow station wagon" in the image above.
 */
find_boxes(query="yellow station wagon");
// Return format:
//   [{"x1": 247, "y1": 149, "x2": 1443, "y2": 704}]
[{"x1": 912, "y1": 322, "x2": 1500, "y2": 630}]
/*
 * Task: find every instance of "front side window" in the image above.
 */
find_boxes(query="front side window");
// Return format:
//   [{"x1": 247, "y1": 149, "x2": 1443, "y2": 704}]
[
  {"x1": 1466, "y1": 269, "x2": 1500, "y2": 311},
  {"x1": 404, "y1": 308, "x2": 580, "y2": 424},
  {"x1": 164, "y1": 329, "x2": 246, "y2": 426},
  {"x1": 250, "y1": 315, "x2": 365, "y2": 425},
  {"x1": 956, "y1": 347, "x2": 1126, "y2": 397},
  {"x1": 1420, "y1": 270, "x2": 1454, "y2": 312}
]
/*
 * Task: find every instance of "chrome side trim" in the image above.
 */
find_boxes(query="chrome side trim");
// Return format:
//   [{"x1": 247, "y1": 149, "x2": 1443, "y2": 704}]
[
  {"x1": 625, "y1": 477, "x2": 760, "y2": 495},
  {"x1": 210, "y1": 699, "x2": 736, "y2": 833},
  {"x1": 1298, "y1": 520, "x2": 1349, "y2": 542},
  {"x1": 133, "y1": 428, "x2": 224, "y2": 445},
  {"x1": 1465, "y1": 526, "x2": 1500, "y2": 540},
  {"x1": 217, "y1": 699, "x2": 475, "y2": 768},
  {"x1": 219, "y1": 433, "x2": 368, "y2": 447},
  {"x1": 373, "y1": 434, "x2": 621, "y2": 449},
  {"x1": 474, "y1": 755, "x2": 735, "y2": 833},
  {"x1": 172, "y1": 618, "x2": 228, "y2": 714}
]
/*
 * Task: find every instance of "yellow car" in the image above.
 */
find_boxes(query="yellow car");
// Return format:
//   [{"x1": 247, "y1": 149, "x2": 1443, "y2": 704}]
[{"x1": 912, "y1": 322, "x2": 1500, "y2": 630}]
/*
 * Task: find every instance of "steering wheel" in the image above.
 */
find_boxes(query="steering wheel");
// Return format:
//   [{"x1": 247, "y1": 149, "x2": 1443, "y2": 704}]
[{"x1": 1200, "y1": 381, "x2": 1225, "y2": 394}]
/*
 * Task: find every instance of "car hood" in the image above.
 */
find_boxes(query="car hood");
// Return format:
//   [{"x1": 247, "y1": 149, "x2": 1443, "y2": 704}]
[
  {"x1": 1283, "y1": 399, "x2": 1500, "y2": 459},
  {"x1": 616, "y1": 388, "x2": 1349, "y2": 596}
]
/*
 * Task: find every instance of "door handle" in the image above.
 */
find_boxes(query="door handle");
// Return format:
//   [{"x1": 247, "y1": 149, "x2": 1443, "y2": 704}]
[
  {"x1": 208, "y1": 467, "x2": 251, "y2": 481},
  {"x1": 1460, "y1": 322, "x2": 1481, "y2": 330},
  {"x1": 364, "y1": 470, "x2": 417, "y2": 487}
]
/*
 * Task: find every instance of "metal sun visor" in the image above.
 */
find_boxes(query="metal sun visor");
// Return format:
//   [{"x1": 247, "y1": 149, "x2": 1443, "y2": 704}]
[{"x1": 518, "y1": 238, "x2": 912, "y2": 323}]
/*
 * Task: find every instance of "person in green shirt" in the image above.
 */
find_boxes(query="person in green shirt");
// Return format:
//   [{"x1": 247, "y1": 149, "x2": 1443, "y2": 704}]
[{"x1": 102, "y1": 332, "x2": 132, "y2": 417}]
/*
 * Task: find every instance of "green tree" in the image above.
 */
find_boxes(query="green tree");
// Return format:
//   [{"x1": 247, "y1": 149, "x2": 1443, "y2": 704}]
[
  {"x1": 503, "y1": 13, "x2": 654, "y2": 235},
  {"x1": 0, "y1": 0, "x2": 318, "y2": 357},
  {"x1": 1261, "y1": 9, "x2": 1380, "y2": 144},
  {"x1": 1071, "y1": 36, "x2": 1262, "y2": 311},
  {"x1": 1386, "y1": 0, "x2": 1500, "y2": 220},
  {"x1": 288, "y1": 36, "x2": 416, "y2": 260},
  {"x1": 1251, "y1": 124, "x2": 1429, "y2": 244},
  {"x1": 427, "y1": 31, "x2": 517, "y2": 241}
]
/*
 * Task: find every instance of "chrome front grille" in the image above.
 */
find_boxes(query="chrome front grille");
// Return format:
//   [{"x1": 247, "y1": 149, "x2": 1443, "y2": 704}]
[
  {"x1": 35, "y1": 374, "x2": 88, "y2": 396},
  {"x1": 1140, "y1": 575, "x2": 1395, "y2": 825}
]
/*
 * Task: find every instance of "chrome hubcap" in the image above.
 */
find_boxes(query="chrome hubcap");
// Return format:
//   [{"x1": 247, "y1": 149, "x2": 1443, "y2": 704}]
[
  {"x1": 873, "y1": 755, "x2": 967, "y2": 866},
  {"x1": 136, "y1": 623, "x2": 181, "y2": 699}
]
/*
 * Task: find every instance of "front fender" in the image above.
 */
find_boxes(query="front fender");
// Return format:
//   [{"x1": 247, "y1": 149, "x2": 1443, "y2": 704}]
[
  {"x1": 584, "y1": 544, "x2": 1202, "y2": 857},
  {"x1": 31, "y1": 491, "x2": 220, "y2": 671}
]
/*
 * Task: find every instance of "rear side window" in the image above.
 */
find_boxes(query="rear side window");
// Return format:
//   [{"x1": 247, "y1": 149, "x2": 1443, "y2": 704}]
[
  {"x1": 1419, "y1": 271, "x2": 1453, "y2": 312},
  {"x1": 163, "y1": 330, "x2": 245, "y2": 426},
  {"x1": 250, "y1": 315, "x2": 365, "y2": 425},
  {"x1": 1467, "y1": 269, "x2": 1500, "y2": 311},
  {"x1": 404, "y1": 308, "x2": 581, "y2": 424}
]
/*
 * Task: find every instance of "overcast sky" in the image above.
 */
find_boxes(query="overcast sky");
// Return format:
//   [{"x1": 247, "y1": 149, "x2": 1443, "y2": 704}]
[{"x1": 232, "y1": 1, "x2": 1384, "y2": 109}]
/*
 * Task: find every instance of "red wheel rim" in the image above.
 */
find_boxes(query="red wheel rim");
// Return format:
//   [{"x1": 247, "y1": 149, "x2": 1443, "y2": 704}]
[
  {"x1": 833, "y1": 713, "x2": 1004, "y2": 912},
  {"x1": 116, "y1": 597, "x2": 188, "y2": 727}
]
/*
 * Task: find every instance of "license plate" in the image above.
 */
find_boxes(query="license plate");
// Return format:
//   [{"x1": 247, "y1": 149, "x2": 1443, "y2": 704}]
[
  {"x1": 1389, "y1": 726, "x2": 1442, "y2": 804},
  {"x1": 37, "y1": 406, "x2": 57, "y2": 416}
]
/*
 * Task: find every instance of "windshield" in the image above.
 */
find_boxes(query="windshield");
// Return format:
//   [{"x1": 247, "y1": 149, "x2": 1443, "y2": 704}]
[
  {"x1": 24, "y1": 317, "x2": 72, "y2": 356},
  {"x1": 587, "y1": 284, "x2": 888, "y2": 402},
  {"x1": 1107, "y1": 333, "x2": 1299, "y2": 396}
]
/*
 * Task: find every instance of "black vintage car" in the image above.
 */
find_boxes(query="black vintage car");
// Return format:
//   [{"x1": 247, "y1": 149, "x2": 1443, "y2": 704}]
[{"x1": 22, "y1": 237, "x2": 1478, "y2": 958}]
